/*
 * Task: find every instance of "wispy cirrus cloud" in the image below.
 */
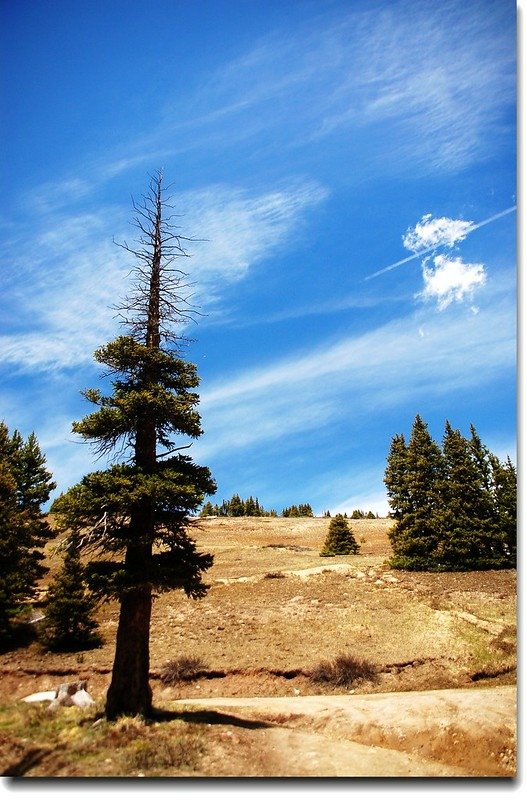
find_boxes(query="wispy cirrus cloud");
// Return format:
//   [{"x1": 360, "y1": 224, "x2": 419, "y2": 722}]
[
  {"x1": 181, "y1": 181, "x2": 329, "y2": 286},
  {"x1": 1, "y1": 179, "x2": 328, "y2": 372},
  {"x1": 196, "y1": 278, "x2": 515, "y2": 460},
  {"x1": 0, "y1": 208, "x2": 131, "y2": 370},
  {"x1": 3, "y1": 270, "x2": 514, "y2": 504},
  {"x1": 19, "y1": 0, "x2": 513, "y2": 212},
  {"x1": 184, "y1": 0, "x2": 514, "y2": 174}
]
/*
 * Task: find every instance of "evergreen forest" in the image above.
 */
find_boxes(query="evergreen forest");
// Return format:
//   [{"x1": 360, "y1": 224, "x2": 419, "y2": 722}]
[
  {"x1": 384, "y1": 415, "x2": 516, "y2": 571},
  {"x1": 200, "y1": 496, "x2": 315, "y2": 518}
]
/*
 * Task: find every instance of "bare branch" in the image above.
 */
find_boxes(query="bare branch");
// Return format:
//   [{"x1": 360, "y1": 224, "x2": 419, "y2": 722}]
[{"x1": 157, "y1": 443, "x2": 193, "y2": 459}]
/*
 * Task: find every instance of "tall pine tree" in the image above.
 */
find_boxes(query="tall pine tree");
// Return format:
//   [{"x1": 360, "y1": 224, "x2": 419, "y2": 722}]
[
  {"x1": 439, "y1": 421, "x2": 495, "y2": 569},
  {"x1": 0, "y1": 422, "x2": 56, "y2": 639},
  {"x1": 386, "y1": 415, "x2": 444, "y2": 570},
  {"x1": 52, "y1": 173, "x2": 216, "y2": 719},
  {"x1": 384, "y1": 433, "x2": 409, "y2": 521},
  {"x1": 489, "y1": 453, "x2": 517, "y2": 566}
]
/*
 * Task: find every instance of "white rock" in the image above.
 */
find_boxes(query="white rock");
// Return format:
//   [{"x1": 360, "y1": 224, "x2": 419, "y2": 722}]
[
  {"x1": 21, "y1": 691, "x2": 56, "y2": 704},
  {"x1": 71, "y1": 689, "x2": 95, "y2": 707}
]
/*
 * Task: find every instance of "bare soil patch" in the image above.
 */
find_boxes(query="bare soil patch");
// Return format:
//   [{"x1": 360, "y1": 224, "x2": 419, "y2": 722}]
[{"x1": 0, "y1": 516, "x2": 517, "y2": 777}]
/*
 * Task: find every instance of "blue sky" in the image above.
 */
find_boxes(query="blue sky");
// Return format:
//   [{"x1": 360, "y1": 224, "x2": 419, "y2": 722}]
[{"x1": 0, "y1": 0, "x2": 518, "y2": 516}]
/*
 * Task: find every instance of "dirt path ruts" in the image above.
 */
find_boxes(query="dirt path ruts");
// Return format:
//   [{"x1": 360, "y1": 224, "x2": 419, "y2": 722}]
[{"x1": 175, "y1": 685, "x2": 517, "y2": 777}]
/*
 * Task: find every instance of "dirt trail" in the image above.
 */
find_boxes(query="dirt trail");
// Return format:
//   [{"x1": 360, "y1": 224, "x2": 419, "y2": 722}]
[{"x1": 176, "y1": 685, "x2": 517, "y2": 777}]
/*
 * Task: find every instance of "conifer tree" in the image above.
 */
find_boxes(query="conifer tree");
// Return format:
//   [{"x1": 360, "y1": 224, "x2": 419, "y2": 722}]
[
  {"x1": 200, "y1": 495, "x2": 274, "y2": 517},
  {"x1": 384, "y1": 433, "x2": 409, "y2": 521},
  {"x1": 489, "y1": 454, "x2": 517, "y2": 566},
  {"x1": 386, "y1": 415, "x2": 444, "y2": 570},
  {"x1": 0, "y1": 454, "x2": 23, "y2": 639},
  {"x1": 282, "y1": 504, "x2": 313, "y2": 517},
  {"x1": 228, "y1": 494, "x2": 244, "y2": 516},
  {"x1": 42, "y1": 540, "x2": 101, "y2": 651},
  {"x1": 244, "y1": 496, "x2": 257, "y2": 516},
  {"x1": 0, "y1": 422, "x2": 56, "y2": 639},
  {"x1": 51, "y1": 173, "x2": 216, "y2": 719},
  {"x1": 320, "y1": 513, "x2": 360, "y2": 556},
  {"x1": 439, "y1": 421, "x2": 495, "y2": 568},
  {"x1": 386, "y1": 415, "x2": 444, "y2": 569}
]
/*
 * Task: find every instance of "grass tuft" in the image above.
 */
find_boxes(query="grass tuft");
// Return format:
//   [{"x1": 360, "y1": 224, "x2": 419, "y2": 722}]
[{"x1": 121, "y1": 728, "x2": 204, "y2": 773}]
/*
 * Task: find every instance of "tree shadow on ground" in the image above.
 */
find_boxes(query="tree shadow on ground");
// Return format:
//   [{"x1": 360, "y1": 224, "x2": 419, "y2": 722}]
[
  {"x1": 151, "y1": 707, "x2": 273, "y2": 730},
  {"x1": 2, "y1": 747, "x2": 49, "y2": 777},
  {"x1": 0, "y1": 622, "x2": 40, "y2": 654}
]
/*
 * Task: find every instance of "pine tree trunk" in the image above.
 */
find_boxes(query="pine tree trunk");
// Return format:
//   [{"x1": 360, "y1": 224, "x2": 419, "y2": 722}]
[
  {"x1": 105, "y1": 508, "x2": 155, "y2": 719},
  {"x1": 105, "y1": 583, "x2": 153, "y2": 719}
]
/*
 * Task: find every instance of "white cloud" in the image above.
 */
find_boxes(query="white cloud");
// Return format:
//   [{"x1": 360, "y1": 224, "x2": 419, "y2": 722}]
[
  {"x1": 300, "y1": 3, "x2": 514, "y2": 172},
  {"x1": 27, "y1": 178, "x2": 94, "y2": 214},
  {"x1": 402, "y1": 214, "x2": 474, "y2": 253},
  {"x1": 0, "y1": 209, "x2": 131, "y2": 371},
  {"x1": 2, "y1": 270, "x2": 514, "y2": 500},
  {"x1": 417, "y1": 254, "x2": 487, "y2": 310},
  {"x1": 366, "y1": 206, "x2": 516, "y2": 282}
]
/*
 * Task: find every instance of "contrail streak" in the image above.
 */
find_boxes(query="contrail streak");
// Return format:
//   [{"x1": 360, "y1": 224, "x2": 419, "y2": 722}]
[{"x1": 364, "y1": 205, "x2": 516, "y2": 281}]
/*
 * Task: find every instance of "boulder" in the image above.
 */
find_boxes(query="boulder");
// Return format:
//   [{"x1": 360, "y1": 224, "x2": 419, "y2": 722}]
[
  {"x1": 22, "y1": 680, "x2": 95, "y2": 709},
  {"x1": 49, "y1": 680, "x2": 95, "y2": 710}
]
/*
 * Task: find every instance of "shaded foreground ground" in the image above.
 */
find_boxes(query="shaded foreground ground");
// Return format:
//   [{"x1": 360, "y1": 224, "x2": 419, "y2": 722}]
[{"x1": 0, "y1": 516, "x2": 517, "y2": 777}]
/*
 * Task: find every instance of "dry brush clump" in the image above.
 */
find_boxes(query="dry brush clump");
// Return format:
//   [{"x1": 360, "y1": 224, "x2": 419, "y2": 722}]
[
  {"x1": 160, "y1": 656, "x2": 208, "y2": 685},
  {"x1": 310, "y1": 653, "x2": 378, "y2": 688}
]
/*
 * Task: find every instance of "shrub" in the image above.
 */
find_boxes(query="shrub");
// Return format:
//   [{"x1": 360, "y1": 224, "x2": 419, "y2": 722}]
[
  {"x1": 160, "y1": 655, "x2": 208, "y2": 685},
  {"x1": 310, "y1": 654, "x2": 377, "y2": 688}
]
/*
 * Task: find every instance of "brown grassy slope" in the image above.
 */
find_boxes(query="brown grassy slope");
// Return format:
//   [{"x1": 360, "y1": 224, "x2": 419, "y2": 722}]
[{"x1": 0, "y1": 516, "x2": 516, "y2": 703}]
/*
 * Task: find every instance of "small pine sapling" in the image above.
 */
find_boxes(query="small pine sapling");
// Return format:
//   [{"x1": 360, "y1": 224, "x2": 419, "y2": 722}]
[{"x1": 320, "y1": 513, "x2": 360, "y2": 557}]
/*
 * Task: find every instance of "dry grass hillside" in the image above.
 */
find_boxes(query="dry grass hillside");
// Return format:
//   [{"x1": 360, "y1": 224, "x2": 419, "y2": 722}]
[{"x1": 0, "y1": 515, "x2": 517, "y2": 777}]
